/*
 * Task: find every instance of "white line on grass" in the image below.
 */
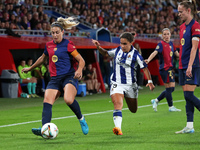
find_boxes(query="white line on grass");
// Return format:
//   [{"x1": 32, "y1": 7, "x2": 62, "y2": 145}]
[{"x1": 0, "y1": 100, "x2": 185, "y2": 128}]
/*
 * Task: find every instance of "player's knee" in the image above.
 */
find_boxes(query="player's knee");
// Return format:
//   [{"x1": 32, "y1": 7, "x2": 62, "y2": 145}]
[{"x1": 64, "y1": 97, "x2": 74, "y2": 105}]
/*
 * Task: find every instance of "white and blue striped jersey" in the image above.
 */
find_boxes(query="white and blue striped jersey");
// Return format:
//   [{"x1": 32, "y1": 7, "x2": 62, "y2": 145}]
[{"x1": 108, "y1": 46, "x2": 147, "y2": 84}]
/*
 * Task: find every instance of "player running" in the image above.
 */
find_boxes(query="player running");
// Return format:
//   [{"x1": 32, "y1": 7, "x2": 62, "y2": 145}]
[
  {"x1": 22, "y1": 17, "x2": 89, "y2": 136},
  {"x1": 92, "y1": 32, "x2": 155, "y2": 135}
]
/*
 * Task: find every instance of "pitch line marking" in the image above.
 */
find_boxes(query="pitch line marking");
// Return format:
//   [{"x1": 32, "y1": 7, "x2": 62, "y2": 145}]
[{"x1": 0, "y1": 100, "x2": 184, "y2": 128}]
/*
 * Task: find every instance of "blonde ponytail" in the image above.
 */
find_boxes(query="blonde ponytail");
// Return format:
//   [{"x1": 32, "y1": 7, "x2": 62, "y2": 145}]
[{"x1": 51, "y1": 17, "x2": 79, "y2": 30}]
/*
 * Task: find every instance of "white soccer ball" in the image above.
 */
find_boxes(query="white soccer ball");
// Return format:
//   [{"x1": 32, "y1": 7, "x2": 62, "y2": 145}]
[{"x1": 41, "y1": 123, "x2": 59, "y2": 139}]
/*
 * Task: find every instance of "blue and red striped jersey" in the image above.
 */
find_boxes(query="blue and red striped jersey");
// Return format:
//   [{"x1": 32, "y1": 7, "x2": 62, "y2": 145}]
[
  {"x1": 155, "y1": 40, "x2": 175, "y2": 70},
  {"x1": 44, "y1": 38, "x2": 78, "y2": 77},
  {"x1": 179, "y1": 19, "x2": 200, "y2": 69}
]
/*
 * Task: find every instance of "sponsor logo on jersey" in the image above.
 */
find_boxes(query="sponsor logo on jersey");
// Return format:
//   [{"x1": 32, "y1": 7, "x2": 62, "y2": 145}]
[{"x1": 52, "y1": 55, "x2": 58, "y2": 62}]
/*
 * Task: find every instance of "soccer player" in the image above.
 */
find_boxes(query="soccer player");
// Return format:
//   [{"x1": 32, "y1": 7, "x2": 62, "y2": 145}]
[
  {"x1": 175, "y1": 0, "x2": 200, "y2": 134},
  {"x1": 92, "y1": 32, "x2": 155, "y2": 135},
  {"x1": 22, "y1": 17, "x2": 89, "y2": 136},
  {"x1": 145, "y1": 28, "x2": 181, "y2": 112}
]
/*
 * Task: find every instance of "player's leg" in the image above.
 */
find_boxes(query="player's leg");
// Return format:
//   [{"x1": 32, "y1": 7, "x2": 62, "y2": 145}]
[
  {"x1": 111, "y1": 93, "x2": 124, "y2": 135},
  {"x1": 64, "y1": 82, "x2": 89, "y2": 135},
  {"x1": 167, "y1": 82, "x2": 181, "y2": 112},
  {"x1": 151, "y1": 69, "x2": 167, "y2": 111},
  {"x1": 32, "y1": 89, "x2": 59, "y2": 136},
  {"x1": 125, "y1": 97, "x2": 137, "y2": 113},
  {"x1": 176, "y1": 68, "x2": 200, "y2": 133},
  {"x1": 30, "y1": 77, "x2": 40, "y2": 97}
]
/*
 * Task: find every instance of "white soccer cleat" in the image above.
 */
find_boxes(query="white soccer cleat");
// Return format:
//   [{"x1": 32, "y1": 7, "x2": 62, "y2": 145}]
[
  {"x1": 175, "y1": 127, "x2": 194, "y2": 134},
  {"x1": 169, "y1": 106, "x2": 181, "y2": 112},
  {"x1": 151, "y1": 99, "x2": 158, "y2": 112}
]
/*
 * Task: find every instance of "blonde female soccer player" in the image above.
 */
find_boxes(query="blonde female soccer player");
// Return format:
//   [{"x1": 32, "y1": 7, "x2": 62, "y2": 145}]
[{"x1": 22, "y1": 17, "x2": 89, "y2": 136}]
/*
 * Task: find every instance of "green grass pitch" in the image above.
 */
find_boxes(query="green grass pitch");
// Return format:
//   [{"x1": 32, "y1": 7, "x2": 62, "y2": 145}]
[{"x1": 0, "y1": 85, "x2": 200, "y2": 150}]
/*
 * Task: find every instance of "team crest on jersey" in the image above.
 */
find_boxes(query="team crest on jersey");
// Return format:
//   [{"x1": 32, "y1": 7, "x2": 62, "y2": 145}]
[
  {"x1": 52, "y1": 55, "x2": 58, "y2": 62},
  {"x1": 128, "y1": 55, "x2": 131, "y2": 59},
  {"x1": 54, "y1": 48, "x2": 57, "y2": 51},
  {"x1": 170, "y1": 51, "x2": 173, "y2": 57},
  {"x1": 170, "y1": 46, "x2": 172, "y2": 49},
  {"x1": 181, "y1": 38, "x2": 185, "y2": 46},
  {"x1": 183, "y1": 30, "x2": 186, "y2": 34},
  {"x1": 156, "y1": 45, "x2": 159, "y2": 49}
]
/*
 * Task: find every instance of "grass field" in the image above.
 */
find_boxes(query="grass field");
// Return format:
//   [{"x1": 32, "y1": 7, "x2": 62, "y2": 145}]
[{"x1": 0, "y1": 85, "x2": 200, "y2": 150}]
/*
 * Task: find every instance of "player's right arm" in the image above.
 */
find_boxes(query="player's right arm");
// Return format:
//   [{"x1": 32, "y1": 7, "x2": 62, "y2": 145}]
[
  {"x1": 22, "y1": 53, "x2": 48, "y2": 73},
  {"x1": 145, "y1": 50, "x2": 158, "y2": 64},
  {"x1": 92, "y1": 39, "x2": 109, "y2": 56}
]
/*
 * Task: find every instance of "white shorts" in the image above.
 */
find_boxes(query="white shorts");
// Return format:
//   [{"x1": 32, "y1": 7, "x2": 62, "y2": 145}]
[{"x1": 110, "y1": 81, "x2": 138, "y2": 98}]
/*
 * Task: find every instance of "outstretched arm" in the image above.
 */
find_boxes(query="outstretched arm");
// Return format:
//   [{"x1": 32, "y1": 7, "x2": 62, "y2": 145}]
[
  {"x1": 22, "y1": 54, "x2": 48, "y2": 73},
  {"x1": 92, "y1": 39, "x2": 108, "y2": 56},
  {"x1": 144, "y1": 50, "x2": 158, "y2": 64}
]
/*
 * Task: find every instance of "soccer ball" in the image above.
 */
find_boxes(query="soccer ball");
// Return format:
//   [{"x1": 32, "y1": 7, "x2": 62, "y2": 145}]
[{"x1": 41, "y1": 123, "x2": 59, "y2": 139}]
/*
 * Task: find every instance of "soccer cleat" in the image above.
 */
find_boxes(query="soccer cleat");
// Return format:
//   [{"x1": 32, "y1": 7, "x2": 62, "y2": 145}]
[
  {"x1": 113, "y1": 127, "x2": 123, "y2": 135},
  {"x1": 151, "y1": 99, "x2": 158, "y2": 112},
  {"x1": 169, "y1": 106, "x2": 181, "y2": 112},
  {"x1": 79, "y1": 117, "x2": 89, "y2": 135},
  {"x1": 32, "y1": 127, "x2": 42, "y2": 136},
  {"x1": 175, "y1": 127, "x2": 194, "y2": 134},
  {"x1": 33, "y1": 94, "x2": 40, "y2": 98}
]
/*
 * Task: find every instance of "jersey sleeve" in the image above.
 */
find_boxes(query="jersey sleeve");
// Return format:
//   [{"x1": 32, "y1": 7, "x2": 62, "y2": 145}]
[
  {"x1": 155, "y1": 42, "x2": 163, "y2": 53},
  {"x1": 191, "y1": 22, "x2": 200, "y2": 38},
  {"x1": 107, "y1": 48, "x2": 117, "y2": 57},
  {"x1": 44, "y1": 45, "x2": 49, "y2": 56},
  {"x1": 136, "y1": 53, "x2": 147, "y2": 69},
  {"x1": 67, "y1": 40, "x2": 77, "y2": 53}
]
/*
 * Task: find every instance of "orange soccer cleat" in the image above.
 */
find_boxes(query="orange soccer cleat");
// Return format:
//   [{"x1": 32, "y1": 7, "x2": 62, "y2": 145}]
[{"x1": 113, "y1": 127, "x2": 123, "y2": 135}]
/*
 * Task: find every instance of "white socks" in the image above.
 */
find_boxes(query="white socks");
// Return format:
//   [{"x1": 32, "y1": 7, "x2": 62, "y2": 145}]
[{"x1": 186, "y1": 122, "x2": 193, "y2": 128}]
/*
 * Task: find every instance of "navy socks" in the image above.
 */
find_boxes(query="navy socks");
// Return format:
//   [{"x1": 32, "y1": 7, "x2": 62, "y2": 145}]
[
  {"x1": 157, "y1": 87, "x2": 174, "y2": 107},
  {"x1": 68, "y1": 100, "x2": 82, "y2": 119},
  {"x1": 42, "y1": 103, "x2": 52, "y2": 125}
]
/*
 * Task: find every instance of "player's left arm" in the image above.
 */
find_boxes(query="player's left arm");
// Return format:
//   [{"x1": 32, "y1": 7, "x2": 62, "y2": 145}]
[
  {"x1": 186, "y1": 38, "x2": 199, "y2": 77},
  {"x1": 137, "y1": 54, "x2": 155, "y2": 91},
  {"x1": 186, "y1": 23, "x2": 200, "y2": 78},
  {"x1": 142, "y1": 67, "x2": 155, "y2": 91},
  {"x1": 71, "y1": 50, "x2": 85, "y2": 79}
]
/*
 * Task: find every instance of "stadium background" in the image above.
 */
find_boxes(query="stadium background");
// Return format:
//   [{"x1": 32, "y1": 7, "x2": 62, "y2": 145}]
[{"x1": 0, "y1": 0, "x2": 199, "y2": 97}]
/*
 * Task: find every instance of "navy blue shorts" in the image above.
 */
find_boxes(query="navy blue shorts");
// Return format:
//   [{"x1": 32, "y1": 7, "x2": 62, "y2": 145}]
[
  {"x1": 159, "y1": 68, "x2": 175, "y2": 83},
  {"x1": 46, "y1": 74, "x2": 78, "y2": 92},
  {"x1": 179, "y1": 68, "x2": 200, "y2": 86}
]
